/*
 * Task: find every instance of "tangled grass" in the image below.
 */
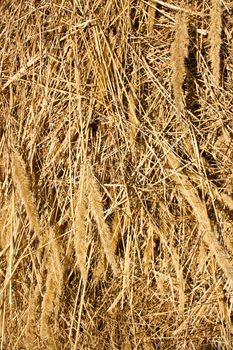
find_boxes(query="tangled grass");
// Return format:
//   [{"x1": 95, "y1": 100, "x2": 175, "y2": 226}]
[{"x1": 1, "y1": 0, "x2": 233, "y2": 349}]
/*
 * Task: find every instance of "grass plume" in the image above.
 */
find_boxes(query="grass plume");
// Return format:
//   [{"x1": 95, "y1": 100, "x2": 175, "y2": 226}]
[
  {"x1": 87, "y1": 164, "x2": 120, "y2": 277},
  {"x1": 209, "y1": 0, "x2": 222, "y2": 86},
  {"x1": 171, "y1": 12, "x2": 189, "y2": 113},
  {"x1": 40, "y1": 227, "x2": 63, "y2": 348},
  {"x1": 11, "y1": 150, "x2": 42, "y2": 240},
  {"x1": 73, "y1": 165, "x2": 88, "y2": 283}
]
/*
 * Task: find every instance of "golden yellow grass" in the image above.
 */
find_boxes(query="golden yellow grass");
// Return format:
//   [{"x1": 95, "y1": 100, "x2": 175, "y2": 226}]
[
  {"x1": 164, "y1": 144, "x2": 233, "y2": 287},
  {"x1": 73, "y1": 164, "x2": 88, "y2": 283},
  {"x1": 1, "y1": 1, "x2": 233, "y2": 349},
  {"x1": 209, "y1": 0, "x2": 222, "y2": 87},
  {"x1": 40, "y1": 226, "x2": 63, "y2": 347},
  {"x1": 11, "y1": 150, "x2": 43, "y2": 241},
  {"x1": 86, "y1": 164, "x2": 120, "y2": 277},
  {"x1": 171, "y1": 12, "x2": 189, "y2": 113}
]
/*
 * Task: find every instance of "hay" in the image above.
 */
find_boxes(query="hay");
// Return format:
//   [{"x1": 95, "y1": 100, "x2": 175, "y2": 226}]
[{"x1": 1, "y1": 0, "x2": 233, "y2": 349}]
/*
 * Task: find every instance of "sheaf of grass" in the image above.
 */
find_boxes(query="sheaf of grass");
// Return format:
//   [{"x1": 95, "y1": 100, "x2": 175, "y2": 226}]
[{"x1": 1, "y1": 0, "x2": 233, "y2": 349}]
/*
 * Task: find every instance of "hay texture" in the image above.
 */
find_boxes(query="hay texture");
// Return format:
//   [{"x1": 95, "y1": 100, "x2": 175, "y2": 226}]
[{"x1": 1, "y1": 0, "x2": 233, "y2": 349}]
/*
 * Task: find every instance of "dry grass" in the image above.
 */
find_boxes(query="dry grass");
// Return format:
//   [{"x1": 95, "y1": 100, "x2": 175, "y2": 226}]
[
  {"x1": 171, "y1": 12, "x2": 189, "y2": 113},
  {"x1": 209, "y1": 0, "x2": 222, "y2": 87},
  {"x1": 1, "y1": 1, "x2": 233, "y2": 349}
]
